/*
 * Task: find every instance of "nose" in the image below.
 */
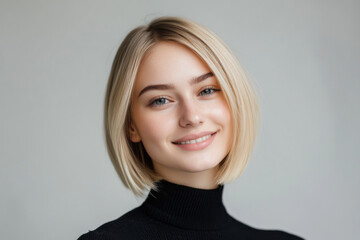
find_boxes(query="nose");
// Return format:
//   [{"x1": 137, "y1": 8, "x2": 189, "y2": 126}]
[{"x1": 178, "y1": 98, "x2": 203, "y2": 128}]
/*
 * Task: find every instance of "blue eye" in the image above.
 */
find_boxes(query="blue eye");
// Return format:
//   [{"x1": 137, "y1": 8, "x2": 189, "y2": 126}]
[
  {"x1": 199, "y1": 87, "x2": 220, "y2": 96},
  {"x1": 149, "y1": 97, "x2": 169, "y2": 106}
]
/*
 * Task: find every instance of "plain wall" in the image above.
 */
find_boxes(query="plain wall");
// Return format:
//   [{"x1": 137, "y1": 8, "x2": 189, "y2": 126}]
[{"x1": 1, "y1": 0, "x2": 359, "y2": 239}]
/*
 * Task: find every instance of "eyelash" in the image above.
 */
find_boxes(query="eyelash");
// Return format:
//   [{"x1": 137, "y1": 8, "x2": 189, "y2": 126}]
[{"x1": 148, "y1": 86, "x2": 221, "y2": 107}]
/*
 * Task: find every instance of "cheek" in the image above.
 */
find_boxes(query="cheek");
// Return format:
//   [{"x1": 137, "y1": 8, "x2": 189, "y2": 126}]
[
  {"x1": 134, "y1": 110, "x2": 175, "y2": 143},
  {"x1": 209, "y1": 100, "x2": 232, "y2": 125},
  {"x1": 209, "y1": 99, "x2": 234, "y2": 147}
]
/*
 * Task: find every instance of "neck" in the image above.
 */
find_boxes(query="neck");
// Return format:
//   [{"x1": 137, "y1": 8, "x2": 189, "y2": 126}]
[
  {"x1": 153, "y1": 164, "x2": 220, "y2": 189},
  {"x1": 141, "y1": 179, "x2": 231, "y2": 230}
]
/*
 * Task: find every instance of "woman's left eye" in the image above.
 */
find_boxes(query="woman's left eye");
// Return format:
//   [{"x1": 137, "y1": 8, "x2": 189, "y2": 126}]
[{"x1": 199, "y1": 87, "x2": 221, "y2": 96}]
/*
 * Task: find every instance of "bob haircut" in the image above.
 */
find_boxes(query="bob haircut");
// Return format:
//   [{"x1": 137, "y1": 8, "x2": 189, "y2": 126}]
[{"x1": 104, "y1": 16, "x2": 260, "y2": 197}]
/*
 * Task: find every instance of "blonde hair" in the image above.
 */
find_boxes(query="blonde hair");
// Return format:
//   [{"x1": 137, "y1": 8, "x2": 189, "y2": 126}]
[{"x1": 104, "y1": 16, "x2": 260, "y2": 197}]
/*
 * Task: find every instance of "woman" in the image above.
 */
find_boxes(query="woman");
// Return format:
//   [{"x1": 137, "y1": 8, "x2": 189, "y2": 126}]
[{"x1": 78, "y1": 16, "x2": 304, "y2": 239}]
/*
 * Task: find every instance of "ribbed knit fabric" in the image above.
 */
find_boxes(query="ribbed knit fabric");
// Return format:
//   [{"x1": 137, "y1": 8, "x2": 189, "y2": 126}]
[{"x1": 78, "y1": 180, "x2": 304, "y2": 240}]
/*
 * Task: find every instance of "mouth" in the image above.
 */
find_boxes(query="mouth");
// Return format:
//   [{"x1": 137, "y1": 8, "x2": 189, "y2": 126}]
[
  {"x1": 172, "y1": 130, "x2": 218, "y2": 145},
  {"x1": 171, "y1": 131, "x2": 218, "y2": 151}
]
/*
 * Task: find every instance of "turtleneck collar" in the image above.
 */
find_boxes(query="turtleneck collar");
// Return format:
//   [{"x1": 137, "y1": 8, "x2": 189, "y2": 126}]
[{"x1": 140, "y1": 179, "x2": 231, "y2": 230}]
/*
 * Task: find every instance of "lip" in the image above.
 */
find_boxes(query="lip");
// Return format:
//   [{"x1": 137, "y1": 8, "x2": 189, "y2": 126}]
[
  {"x1": 172, "y1": 131, "x2": 218, "y2": 151},
  {"x1": 172, "y1": 131, "x2": 218, "y2": 143}
]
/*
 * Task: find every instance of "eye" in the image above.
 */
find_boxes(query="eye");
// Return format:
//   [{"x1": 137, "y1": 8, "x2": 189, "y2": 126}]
[
  {"x1": 199, "y1": 86, "x2": 221, "y2": 96},
  {"x1": 149, "y1": 97, "x2": 170, "y2": 107}
]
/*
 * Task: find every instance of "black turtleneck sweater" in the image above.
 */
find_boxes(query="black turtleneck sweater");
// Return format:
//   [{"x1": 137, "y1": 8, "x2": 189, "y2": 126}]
[{"x1": 78, "y1": 180, "x2": 304, "y2": 240}]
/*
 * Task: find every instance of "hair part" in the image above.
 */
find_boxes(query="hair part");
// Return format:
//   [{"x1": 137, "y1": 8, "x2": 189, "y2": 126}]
[{"x1": 104, "y1": 16, "x2": 260, "y2": 197}]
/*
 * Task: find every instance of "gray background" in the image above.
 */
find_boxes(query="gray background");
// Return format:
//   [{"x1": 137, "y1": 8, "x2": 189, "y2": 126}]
[{"x1": 1, "y1": 0, "x2": 359, "y2": 239}]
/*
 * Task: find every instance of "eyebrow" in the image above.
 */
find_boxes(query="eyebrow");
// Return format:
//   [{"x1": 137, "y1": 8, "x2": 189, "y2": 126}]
[{"x1": 137, "y1": 72, "x2": 214, "y2": 97}]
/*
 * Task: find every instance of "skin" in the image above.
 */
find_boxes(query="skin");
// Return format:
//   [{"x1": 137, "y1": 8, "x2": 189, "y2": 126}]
[{"x1": 129, "y1": 41, "x2": 233, "y2": 189}]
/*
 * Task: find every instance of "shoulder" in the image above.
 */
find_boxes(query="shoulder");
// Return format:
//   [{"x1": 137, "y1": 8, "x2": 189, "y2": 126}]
[
  {"x1": 226, "y1": 216, "x2": 305, "y2": 239},
  {"x1": 77, "y1": 206, "x2": 148, "y2": 240},
  {"x1": 252, "y1": 229, "x2": 305, "y2": 239}
]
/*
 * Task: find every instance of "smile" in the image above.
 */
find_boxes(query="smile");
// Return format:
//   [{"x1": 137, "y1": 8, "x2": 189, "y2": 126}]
[
  {"x1": 176, "y1": 134, "x2": 212, "y2": 145},
  {"x1": 172, "y1": 131, "x2": 218, "y2": 151}
]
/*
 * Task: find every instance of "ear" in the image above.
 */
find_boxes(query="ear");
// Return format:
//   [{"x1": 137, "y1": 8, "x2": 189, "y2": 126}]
[{"x1": 129, "y1": 122, "x2": 141, "y2": 143}]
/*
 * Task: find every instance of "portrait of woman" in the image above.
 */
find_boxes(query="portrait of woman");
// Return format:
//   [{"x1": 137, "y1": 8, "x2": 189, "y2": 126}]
[
  {"x1": 2, "y1": 1, "x2": 359, "y2": 239},
  {"x1": 77, "y1": 16, "x2": 304, "y2": 240}
]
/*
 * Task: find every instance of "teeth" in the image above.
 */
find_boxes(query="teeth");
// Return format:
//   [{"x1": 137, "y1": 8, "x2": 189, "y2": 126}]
[{"x1": 178, "y1": 134, "x2": 212, "y2": 145}]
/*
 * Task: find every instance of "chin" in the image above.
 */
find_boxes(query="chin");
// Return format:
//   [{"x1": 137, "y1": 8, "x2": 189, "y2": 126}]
[{"x1": 179, "y1": 157, "x2": 221, "y2": 173}]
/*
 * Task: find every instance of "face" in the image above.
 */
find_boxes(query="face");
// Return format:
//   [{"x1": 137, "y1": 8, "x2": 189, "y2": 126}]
[{"x1": 129, "y1": 41, "x2": 233, "y2": 183}]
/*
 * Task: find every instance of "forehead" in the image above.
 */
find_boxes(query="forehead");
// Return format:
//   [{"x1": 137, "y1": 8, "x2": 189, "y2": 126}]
[{"x1": 134, "y1": 41, "x2": 211, "y2": 88}]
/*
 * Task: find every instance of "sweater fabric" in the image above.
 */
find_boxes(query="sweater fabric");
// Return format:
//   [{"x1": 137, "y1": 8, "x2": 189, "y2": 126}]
[{"x1": 78, "y1": 179, "x2": 304, "y2": 240}]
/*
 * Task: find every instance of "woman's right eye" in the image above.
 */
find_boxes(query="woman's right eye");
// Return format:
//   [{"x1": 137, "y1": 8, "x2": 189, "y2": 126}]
[{"x1": 149, "y1": 97, "x2": 169, "y2": 107}]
